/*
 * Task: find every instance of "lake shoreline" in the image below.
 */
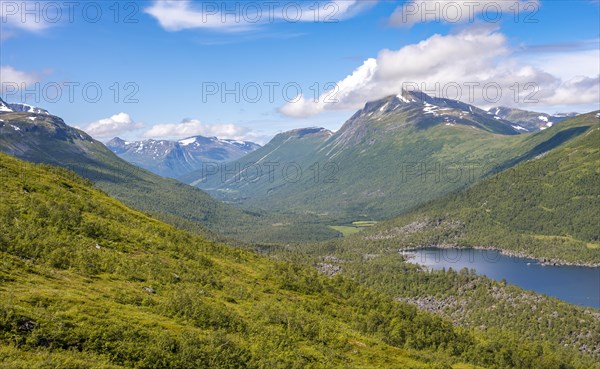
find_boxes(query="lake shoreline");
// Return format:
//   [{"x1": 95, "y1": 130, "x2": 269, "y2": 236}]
[{"x1": 399, "y1": 244, "x2": 600, "y2": 268}]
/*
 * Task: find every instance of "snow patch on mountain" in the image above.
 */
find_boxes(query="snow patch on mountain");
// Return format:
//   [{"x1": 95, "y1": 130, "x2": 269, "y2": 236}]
[
  {"x1": 221, "y1": 139, "x2": 247, "y2": 146},
  {"x1": 423, "y1": 102, "x2": 440, "y2": 116},
  {"x1": 179, "y1": 137, "x2": 197, "y2": 146},
  {"x1": 396, "y1": 94, "x2": 411, "y2": 103},
  {"x1": 511, "y1": 125, "x2": 528, "y2": 132}
]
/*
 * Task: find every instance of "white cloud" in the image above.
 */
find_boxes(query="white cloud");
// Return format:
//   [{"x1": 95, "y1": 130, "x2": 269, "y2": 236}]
[
  {"x1": 390, "y1": 0, "x2": 539, "y2": 27},
  {"x1": 84, "y1": 113, "x2": 143, "y2": 138},
  {"x1": 144, "y1": 119, "x2": 262, "y2": 142},
  {"x1": 0, "y1": 0, "x2": 55, "y2": 33},
  {"x1": 144, "y1": 0, "x2": 373, "y2": 32},
  {"x1": 523, "y1": 48, "x2": 600, "y2": 81},
  {"x1": 279, "y1": 28, "x2": 600, "y2": 117},
  {"x1": 544, "y1": 76, "x2": 600, "y2": 106},
  {"x1": 0, "y1": 65, "x2": 40, "y2": 86}
]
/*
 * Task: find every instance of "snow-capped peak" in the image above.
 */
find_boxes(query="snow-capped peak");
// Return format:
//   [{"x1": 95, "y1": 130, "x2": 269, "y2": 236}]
[
  {"x1": 0, "y1": 98, "x2": 13, "y2": 112},
  {"x1": 221, "y1": 139, "x2": 247, "y2": 145},
  {"x1": 396, "y1": 94, "x2": 411, "y2": 104},
  {"x1": 179, "y1": 137, "x2": 197, "y2": 146},
  {"x1": 0, "y1": 98, "x2": 50, "y2": 115}
]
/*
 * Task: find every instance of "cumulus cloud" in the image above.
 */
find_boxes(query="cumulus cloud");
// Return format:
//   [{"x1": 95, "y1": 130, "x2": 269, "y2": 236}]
[
  {"x1": 390, "y1": 0, "x2": 539, "y2": 27},
  {"x1": 144, "y1": 0, "x2": 374, "y2": 32},
  {"x1": 144, "y1": 119, "x2": 262, "y2": 142},
  {"x1": 279, "y1": 28, "x2": 600, "y2": 117},
  {"x1": 84, "y1": 113, "x2": 143, "y2": 138}
]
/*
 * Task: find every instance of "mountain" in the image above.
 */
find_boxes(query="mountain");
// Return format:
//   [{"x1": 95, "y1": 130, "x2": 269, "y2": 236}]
[
  {"x1": 0, "y1": 97, "x2": 49, "y2": 114},
  {"x1": 1, "y1": 152, "x2": 596, "y2": 369},
  {"x1": 183, "y1": 90, "x2": 587, "y2": 222},
  {"x1": 488, "y1": 106, "x2": 577, "y2": 132},
  {"x1": 180, "y1": 127, "x2": 333, "y2": 186},
  {"x1": 0, "y1": 108, "x2": 252, "y2": 238},
  {"x1": 106, "y1": 136, "x2": 260, "y2": 179},
  {"x1": 349, "y1": 111, "x2": 600, "y2": 264},
  {"x1": 336, "y1": 89, "x2": 521, "y2": 137}
]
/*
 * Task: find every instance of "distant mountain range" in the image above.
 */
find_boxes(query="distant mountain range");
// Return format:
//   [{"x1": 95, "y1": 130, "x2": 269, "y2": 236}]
[
  {"x1": 182, "y1": 89, "x2": 584, "y2": 222},
  {"x1": 106, "y1": 136, "x2": 260, "y2": 179}
]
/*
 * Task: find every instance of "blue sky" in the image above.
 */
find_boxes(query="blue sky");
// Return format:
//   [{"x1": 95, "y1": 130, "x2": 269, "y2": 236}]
[{"x1": 1, "y1": 0, "x2": 598, "y2": 143}]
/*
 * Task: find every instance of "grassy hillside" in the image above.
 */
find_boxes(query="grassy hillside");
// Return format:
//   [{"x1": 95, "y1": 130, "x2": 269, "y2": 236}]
[
  {"x1": 0, "y1": 153, "x2": 596, "y2": 368},
  {"x1": 350, "y1": 111, "x2": 600, "y2": 264}
]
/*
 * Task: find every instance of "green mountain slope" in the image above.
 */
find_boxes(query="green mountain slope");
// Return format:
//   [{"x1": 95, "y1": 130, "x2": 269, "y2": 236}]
[
  {"x1": 351, "y1": 111, "x2": 600, "y2": 264},
  {"x1": 180, "y1": 127, "x2": 333, "y2": 198},
  {"x1": 184, "y1": 91, "x2": 591, "y2": 225},
  {"x1": 3, "y1": 153, "x2": 595, "y2": 368}
]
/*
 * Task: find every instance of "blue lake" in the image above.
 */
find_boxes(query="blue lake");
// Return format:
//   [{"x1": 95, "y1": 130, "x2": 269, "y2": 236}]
[{"x1": 403, "y1": 247, "x2": 600, "y2": 308}]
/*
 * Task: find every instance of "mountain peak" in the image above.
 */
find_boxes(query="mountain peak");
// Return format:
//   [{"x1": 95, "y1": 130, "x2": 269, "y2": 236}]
[
  {"x1": 355, "y1": 89, "x2": 472, "y2": 119},
  {"x1": 290, "y1": 127, "x2": 333, "y2": 137},
  {"x1": 107, "y1": 137, "x2": 126, "y2": 145},
  {"x1": 274, "y1": 127, "x2": 333, "y2": 140},
  {"x1": 0, "y1": 97, "x2": 49, "y2": 115},
  {"x1": 0, "y1": 97, "x2": 13, "y2": 113}
]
